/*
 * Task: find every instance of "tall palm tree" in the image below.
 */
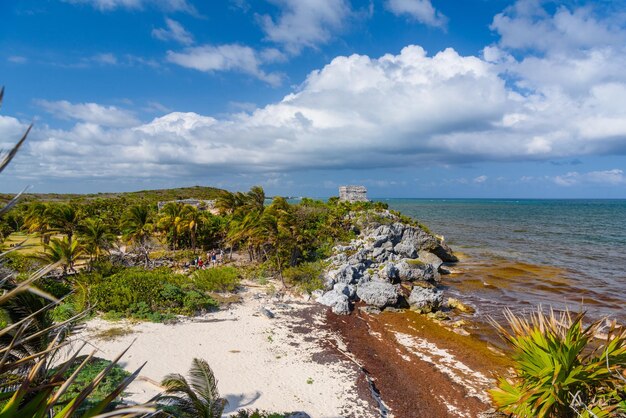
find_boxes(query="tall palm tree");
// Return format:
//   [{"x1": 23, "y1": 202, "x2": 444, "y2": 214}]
[
  {"x1": 156, "y1": 358, "x2": 227, "y2": 418},
  {"x1": 46, "y1": 203, "x2": 81, "y2": 243},
  {"x1": 38, "y1": 237, "x2": 83, "y2": 276},
  {"x1": 157, "y1": 202, "x2": 186, "y2": 250},
  {"x1": 180, "y1": 205, "x2": 201, "y2": 250},
  {"x1": 23, "y1": 202, "x2": 52, "y2": 244},
  {"x1": 121, "y1": 204, "x2": 154, "y2": 266},
  {"x1": 244, "y1": 185, "x2": 265, "y2": 213},
  {"x1": 79, "y1": 217, "x2": 115, "y2": 263}
]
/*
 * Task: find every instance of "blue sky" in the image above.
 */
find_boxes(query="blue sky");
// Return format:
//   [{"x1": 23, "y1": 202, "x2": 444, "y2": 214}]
[{"x1": 2, "y1": 0, "x2": 626, "y2": 198}]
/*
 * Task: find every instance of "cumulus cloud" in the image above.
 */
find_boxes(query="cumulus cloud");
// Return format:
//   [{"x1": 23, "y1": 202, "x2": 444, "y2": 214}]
[
  {"x1": 5, "y1": 1, "x2": 626, "y2": 186},
  {"x1": 63, "y1": 0, "x2": 196, "y2": 13},
  {"x1": 554, "y1": 169, "x2": 626, "y2": 186},
  {"x1": 152, "y1": 18, "x2": 194, "y2": 45},
  {"x1": 258, "y1": 0, "x2": 352, "y2": 54},
  {"x1": 385, "y1": 0, "x2": 447, "y2": 28},
  {"x1": 166, "y1": 44, "x2": 282, "y2": 86},
  {"x1": 35, "y1": 100, "x2": 139, "y2": 128}
]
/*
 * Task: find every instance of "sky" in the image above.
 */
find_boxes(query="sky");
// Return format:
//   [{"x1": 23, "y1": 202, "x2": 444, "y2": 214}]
[{"x1": 2, "y1": 0, "x2": 626, "y2": 198}]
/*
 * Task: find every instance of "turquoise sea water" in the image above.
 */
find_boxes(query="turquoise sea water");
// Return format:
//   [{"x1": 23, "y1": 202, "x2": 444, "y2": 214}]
[{"x1": 380, "y1": 199, "x2": 626, "y2": 324}]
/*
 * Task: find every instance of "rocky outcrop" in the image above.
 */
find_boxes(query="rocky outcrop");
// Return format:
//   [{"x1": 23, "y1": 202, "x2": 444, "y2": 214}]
[{"x1": 316, "y1": 210, "x2": 457, "y2": 314}]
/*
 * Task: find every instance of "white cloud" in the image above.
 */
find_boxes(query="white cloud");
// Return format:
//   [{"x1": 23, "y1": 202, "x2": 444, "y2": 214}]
[
  {"x1": 7, "y1": 2, "x2": 626, "y2": 186},
  {"x1": 7, "y1": 56, "x2": 27, "y2": 64},
  {"x1": 386, "y1": 0, "x2": 447, "y2": 28},
  {"x1": 152, "y1": 18, "x2": 193, "y2": 45},
  {"x1": 35, "y1": 100, "x2": 139, "y2": 128},
  {"x1": 166, "y1": 44, "x2": 282, "y2": 86},
  {"x1": 491, "y1": 1, "x2": 625, "y2": 54},
  {"x1": 473, "y1": 175, "x2": 488, "y2": 183},
  {"x1": 554, "y1": 169, "x2": 626, "y2": 186},
  {"x1": 258, "y1": 0, "x2": 351, "y2": 54},
  {"x1": 63, "y1": 0, "x2": 196, "y2": 14},
  {"x1": 89, "y1": 53, "x2": 117, "y2": 65}
]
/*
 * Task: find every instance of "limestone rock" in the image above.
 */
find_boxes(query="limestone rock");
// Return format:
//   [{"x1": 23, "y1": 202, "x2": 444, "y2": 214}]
[
  {"x1": 408, "y1": 285, "x2": 443, "y2": 313},
  {"x1": 317, "y1": 290, "x2": 350, "y2": 315},
  {"x1": 356, "y1": 281, "x2": 398, "y2": 308},
  {"x1": 396, "y1": 259, "x2": 440, "y2": 282},
  {"x1": 418, "y1": 250, "x2": 443, "y2": 270}
]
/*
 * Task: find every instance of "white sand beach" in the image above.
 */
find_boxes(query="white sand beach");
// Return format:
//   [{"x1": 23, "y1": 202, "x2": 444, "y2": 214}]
[{"x1": 64, "y1": 285, "x2": 376, "y2": 418}]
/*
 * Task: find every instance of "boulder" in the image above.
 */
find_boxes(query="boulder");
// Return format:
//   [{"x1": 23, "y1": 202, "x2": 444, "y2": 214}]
[
  {"x1": 356, "y1": 281, "x2": 398, "y2": 308},
  {"x1": 418, "y1": 250, "x2": 443, "y2": 270},
  {"x1": 325, "y1": 264, "x2": 358, "y2": 288},
  {"x1": 317, "y1": 290, "x2": 350, "y2": 315},
  {"x1": 396, "y1": 259, "x2": 440, "y2": 282},
  {"x1": 334, "y1": 283, "x2": 356, "y2": 299},
  {"x1": 408, "y1": 285, "x2": 443, "y2": 313},
  {"x1": 432, "y1": 241, "x2": 458, "y2": 262}
]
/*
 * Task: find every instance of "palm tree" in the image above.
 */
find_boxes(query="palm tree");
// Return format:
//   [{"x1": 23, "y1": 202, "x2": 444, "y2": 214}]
[
  {"x1": 23, "y1": 202, "x2": 52, "y2": 244},
  {"x1": 38, "y1": 237, "x2": 83, "y2": 276},
  {"x1": 180, "y1": 205, "x2": 201, "y2": 250},
  {"x1": 157, "y1": 202, "x2": 185, "y2": 250},
  {"x1": 244, "y1": 185, "x2": 265, "y2": 213},
  {"x1": 46, "y1": 203, "x2": 81, "y2": 243},
  {"x1": 79, "y1": 217, "x2": 115, "y2": 263},
  {"x1": 156, "y1": 358, "x2": 227, "y2": 418},
  {"x1": 121, "y1": 204, "x2": 154, "y2": 266}
]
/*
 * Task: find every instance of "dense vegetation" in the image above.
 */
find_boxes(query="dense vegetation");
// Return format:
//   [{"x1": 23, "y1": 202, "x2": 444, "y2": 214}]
[{"x1": 490, "y1": 309, "x2": 626, "y2": 417}]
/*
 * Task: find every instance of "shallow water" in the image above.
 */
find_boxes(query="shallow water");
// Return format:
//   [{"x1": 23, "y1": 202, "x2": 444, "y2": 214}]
[{"x1": 382, "y1": 199, "x2": 626, "y2": 332}]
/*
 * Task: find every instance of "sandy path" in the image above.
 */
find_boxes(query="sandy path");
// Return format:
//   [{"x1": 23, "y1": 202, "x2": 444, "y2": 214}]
[{"x1": 64, "y1": 287, "x2": 378, "y2": 418}]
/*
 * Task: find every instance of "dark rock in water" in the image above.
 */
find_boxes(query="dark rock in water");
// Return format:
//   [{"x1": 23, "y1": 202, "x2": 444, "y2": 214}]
[
  {"x1": 356, "y1": 281, "x2": 398, "y2": 308},
  {"x1": 259, "y1": 307, "x2": 275, "y2": 319},
  {"x1": 408, "y1": 286, "x2": 443, "y2": 313},
  {"x1": 432, "y1": 241, "x2": 458, "y2": 262}
]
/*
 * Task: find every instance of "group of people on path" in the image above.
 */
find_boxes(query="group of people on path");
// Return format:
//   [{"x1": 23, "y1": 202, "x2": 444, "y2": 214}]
[{"x1": 188, "y1": 249, "x2": 224, "y2": 269}]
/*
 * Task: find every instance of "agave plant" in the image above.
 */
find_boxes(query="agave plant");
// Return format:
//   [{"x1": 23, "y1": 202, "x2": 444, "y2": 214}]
[
  {"x1": 155, "y1": 358, "x2": 227, "y2": 418},
  {"x1": 0, "y1": 87, "x2": 154, "y2": 417},
  {"x1": 490, "y1": 308, "x2": 626, "y2": 418}
]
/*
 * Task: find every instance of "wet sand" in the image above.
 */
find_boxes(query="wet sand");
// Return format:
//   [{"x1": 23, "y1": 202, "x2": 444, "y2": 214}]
[{"x1": 324, "y1": 305, "x2": 511, "y2": 418}]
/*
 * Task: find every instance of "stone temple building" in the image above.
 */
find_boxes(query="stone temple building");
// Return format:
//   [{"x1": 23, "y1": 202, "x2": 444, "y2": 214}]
[{"x1": 339, "y1": 185, "x2": 369, "y2": 202}]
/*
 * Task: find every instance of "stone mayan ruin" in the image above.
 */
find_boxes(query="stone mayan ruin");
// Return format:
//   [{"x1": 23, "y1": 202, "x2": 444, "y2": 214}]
[{"x1": 339, "y1": 185, "x2": 369, "y2": 202}]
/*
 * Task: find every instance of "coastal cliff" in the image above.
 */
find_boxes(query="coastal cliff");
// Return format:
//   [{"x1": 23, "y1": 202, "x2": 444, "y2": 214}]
[{"x1": 316, "y1": 209, "x2": 458, "y2": 315}]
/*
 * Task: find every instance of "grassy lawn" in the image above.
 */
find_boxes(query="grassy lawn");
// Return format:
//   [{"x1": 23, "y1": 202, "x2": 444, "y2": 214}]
[{"x1": 3, "y1": 232, "x2": 45, "y2": 254}]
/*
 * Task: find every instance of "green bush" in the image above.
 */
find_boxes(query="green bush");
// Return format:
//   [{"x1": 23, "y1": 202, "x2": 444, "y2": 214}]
[
  {"x1": 52, "y1": 356, "x2": 130, "y2": 413},
  {"x1": 50, "y1": 301, "x2": 76, "y2": 322},
  {"x1": 3, "y1": 251, "x2": 42, "y2": 273},
  {"x1": 192, "y1": 266, "x2": 240, "y2": 293},
  {"x1": 283, "y1": 261, "x2": 325, "y2": 295},
  {"x1": 490, "y1": 309, "x2": 626, "y2": 418},
  {"x1": 87, "y1": 267, "x2": 217, "y2": 320}
]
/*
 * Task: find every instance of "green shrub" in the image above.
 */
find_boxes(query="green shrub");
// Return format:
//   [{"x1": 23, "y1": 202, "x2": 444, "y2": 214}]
[
  {"x1": 490, "y1": 309, "x2": 626, "y2": 418},
  {"x1": 87, "y1": 267, "x2": 218, "y2": 321},
  {"x1": 3, "y1": 251, "x2": 41, "y2": 273},
  {"x1": 192, "y1": 266, "x2": 240, "y2": 293},
  {"x1": 283, "y1": 261, "x2": 325, "y2": 295},
  {"x1": 182, "y1": 290, "x2": 218, "y2": 314},
  {"x1": 52, "y1": 356, "x2": 130, "y2": 413},
  {"x1": 50, "y1": 301, "x2": 76, "y2": 322}
]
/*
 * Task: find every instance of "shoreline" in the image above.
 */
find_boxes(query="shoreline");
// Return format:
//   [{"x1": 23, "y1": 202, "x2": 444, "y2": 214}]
[
  {"x1": 64, "y1": 281, "x2": 512, "y2": 417},
  {"x1": 67, "y1": 284, "x2": 379, "y2": 417}
]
